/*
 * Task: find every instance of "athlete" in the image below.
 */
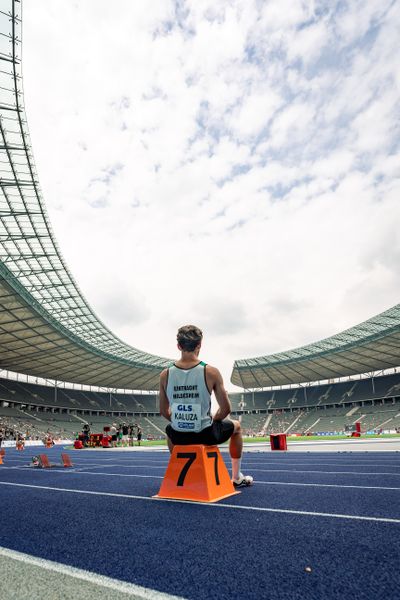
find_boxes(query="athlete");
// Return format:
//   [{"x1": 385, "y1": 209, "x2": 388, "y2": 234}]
[
  {"x1": 159, "y1": 325, "x2": 253, "y2": 487},
  {"x1": 136, "y1": 425, "x2": 142, "y2": 446}
]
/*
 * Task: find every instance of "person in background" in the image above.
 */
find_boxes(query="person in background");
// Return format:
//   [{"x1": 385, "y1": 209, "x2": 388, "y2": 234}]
[
  {"x1": 128, "y1": 423, "x2": 135, "y2": 446},
  {"x1": 110, "y1": 423, "x2": 117, "y2": 448},
  {"x1": 117, "y1": 423, "x2": 123, "y2": 446},
  {"x1": 82, "y1": 423, "x2": 90, "y2": 447},
  {"x1": 137, "y1": 425, "x2": 142, "y2": 446},
  {"x1": 122, "y1": 422, "x2": 129, "y2": 446}
]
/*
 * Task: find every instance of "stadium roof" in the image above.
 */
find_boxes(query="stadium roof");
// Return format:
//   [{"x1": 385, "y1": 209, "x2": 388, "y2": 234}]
[
  {"x1": 0, "y1": 1, "x2": 171, "y2": 390},
  {"x1": 231, "y1": 304, "x2": 400, "y2": 389}
]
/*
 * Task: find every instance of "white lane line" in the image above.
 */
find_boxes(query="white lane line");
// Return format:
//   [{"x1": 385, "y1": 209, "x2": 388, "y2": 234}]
[
  {"x1": 249, "y1": 468, "x2": 400, "y2": 476},
  {"x1": 0, "y1": 465, "x2": 159, "y2": 478},
  {"x1": 4, "y1": 461, "x2": 400, "y2": 477},
  {"x1": 74, "y1": 463, "x2": 126, "y2": 470},
  {"x1": 7, "y1": 456, "x2": 400, "y2": 468},
  {"x1": 74, "y1": 464, "x2": 165, "y2": 470},
  {"x1": 57, "y1": 462, "x2": 400, "y2": 475},
  {"x1": 242, "y1": 461, "x2": 400, "y2": 468},
  {"x1": 0, "y1": 466, "x2": 79, "y2": 473},
  {"x1": 0, "y1": 546, "x2": 186, "y2": 600},
  {"x1": 0, "y1": 467, "x2": 400, "y2": 491},
  {"x1": 72, "y1": 459, "x2": 400, "y2": 469},
  {"x1": 3, "y1": 467, "x2": 399, "y2": 490},
  {"x1": 75, "y1": 463, "x2": 400, "y2": 476},
  {"x1": 0, "y1": 481, "x2": 399, "y2": 524},
  {"x1": 254, "y1": 481, "x2": 400, "y2": 491},
  {"x1": 2, "y1": 462, "x2": 107, "y2": 470}
]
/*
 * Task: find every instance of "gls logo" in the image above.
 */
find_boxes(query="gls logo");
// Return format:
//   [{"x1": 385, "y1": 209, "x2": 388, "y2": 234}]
[{"x1": 177, "y1": 404, "x2": 193, "y2": 412}]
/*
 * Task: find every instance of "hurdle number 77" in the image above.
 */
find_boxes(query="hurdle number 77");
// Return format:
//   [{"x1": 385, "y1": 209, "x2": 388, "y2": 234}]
[{"x1": 176, "y1": 451, "x2": 220, "y2": 486}]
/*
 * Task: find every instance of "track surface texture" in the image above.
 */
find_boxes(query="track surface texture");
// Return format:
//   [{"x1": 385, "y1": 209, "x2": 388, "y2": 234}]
[{"x1": 0, "y1": 445, "x2": 399, "y2": 600}]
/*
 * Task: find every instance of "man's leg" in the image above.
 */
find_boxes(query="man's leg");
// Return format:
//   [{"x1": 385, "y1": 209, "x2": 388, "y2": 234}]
[
  {"x1": 229, "y1": 420, "x2": 243, "y2": 479},
  {"x1": 229, "y1": 420, "x2": 253, "y2": 486}
]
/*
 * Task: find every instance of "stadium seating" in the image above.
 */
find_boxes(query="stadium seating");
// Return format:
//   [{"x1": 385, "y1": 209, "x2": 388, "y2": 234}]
[{"x1": 1, "y1": 372, "x2": 399, "y2": 438}]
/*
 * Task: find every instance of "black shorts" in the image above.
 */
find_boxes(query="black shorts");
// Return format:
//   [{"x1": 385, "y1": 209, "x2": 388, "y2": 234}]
[{"x1": 166, "y1": 419, "x2": 234, "y2": 446}]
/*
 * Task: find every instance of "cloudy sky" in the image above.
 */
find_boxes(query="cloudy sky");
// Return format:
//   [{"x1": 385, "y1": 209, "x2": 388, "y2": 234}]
[{"x1": 22, "y1": 1, "x2": 400, "y2": 389}]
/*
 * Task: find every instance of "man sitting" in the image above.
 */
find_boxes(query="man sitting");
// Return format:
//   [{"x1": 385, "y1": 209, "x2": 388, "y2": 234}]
[{"x1": 159, "y1": 325, "x2": 253, "y2": 487}]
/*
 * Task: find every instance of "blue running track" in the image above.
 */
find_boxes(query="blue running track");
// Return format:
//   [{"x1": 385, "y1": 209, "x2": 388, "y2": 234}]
[{"x1": 0, "y1": 446, "x2": 399, "y2": 600}]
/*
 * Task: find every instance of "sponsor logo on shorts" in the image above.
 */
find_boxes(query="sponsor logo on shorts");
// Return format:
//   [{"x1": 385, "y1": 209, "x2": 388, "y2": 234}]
[{"x1": 177, "y1": 422, "x2": 195, "y2": 430}]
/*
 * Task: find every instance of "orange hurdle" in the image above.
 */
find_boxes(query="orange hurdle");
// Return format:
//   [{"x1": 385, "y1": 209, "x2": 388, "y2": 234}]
[{"x1": 154, "y1": 445, "x2": 239, "y2": 503}]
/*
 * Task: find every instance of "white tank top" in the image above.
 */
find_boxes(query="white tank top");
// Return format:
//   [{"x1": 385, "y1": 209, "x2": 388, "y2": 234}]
[{"x1": 167, "y1": 361, "x2": 212, "y2": 432}]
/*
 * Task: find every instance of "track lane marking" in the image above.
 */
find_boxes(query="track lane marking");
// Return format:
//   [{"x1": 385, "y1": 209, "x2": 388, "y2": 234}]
[
  {"x1": 242, "y1": 461, "x2": 400, "y2": 467},
  {"x1": 249, "y1": 468, "x2": 400, "y2": 476},
  {"x1": 57, "y1": 463, "x2": 400, "y2": 475},
  {"x1": 73, "y1": 460, "x2": 400, "y2": 469},
  {"x1": 4, "y1": 460, "x2": 400, "y2": 476},
  {"x1": 0, "y1": 546, "x2": 186, "y2": 599},
  {"x1": 6, "y1": 463, "x2": 400, "y2": 477},
  {"x1": 6, "y1": 457, "x2": 400, "y2": 469},
  {"x1": 2, "y1": 467, "x2": 400, "y2": 489},
  {"x1": 0, "y1": 481, "x2": 399, "y2": 523},
  {"x1": 253, "y1": 480, "x2": 400, "y2": 490}
]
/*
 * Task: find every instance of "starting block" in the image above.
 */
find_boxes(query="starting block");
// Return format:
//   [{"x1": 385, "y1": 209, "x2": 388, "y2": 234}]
[
  {"x1": 39, "y1": 454, "x2": 53, "y2": 468},
  {"x1": 61, "y1": 453, "x2": 73, "y2": 468},
  {"x1": 154, "y1": 445, "x2": 239, "y2": 503},
  {"x1": 30, "y1": 453, "x2": 73, "y2": 469}
]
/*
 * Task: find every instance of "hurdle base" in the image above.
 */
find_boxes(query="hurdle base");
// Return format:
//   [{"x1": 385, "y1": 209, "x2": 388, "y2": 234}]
[{"x1": 153, "y1": 490, "x2": 240, "y2": 503}]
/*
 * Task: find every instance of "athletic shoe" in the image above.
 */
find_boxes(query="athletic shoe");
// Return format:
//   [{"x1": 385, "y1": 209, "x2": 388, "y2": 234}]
[{"x1": 233, "y1": 473, "x2": 253, "y2": 487}]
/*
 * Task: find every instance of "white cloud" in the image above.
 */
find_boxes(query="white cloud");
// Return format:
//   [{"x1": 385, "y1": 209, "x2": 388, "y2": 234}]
[
  {"x1": 231, "y1": 90, "x2": 282, "y2": 138},
  {"x1": 22, "y1": 0, "x2": 400, "y2": 389},
  {"x1": 286, "y1": 21, "x2": 331, "y2": 66},
  {"x1": 268, "y1": 102, "x2": 316, "y2": 149}
]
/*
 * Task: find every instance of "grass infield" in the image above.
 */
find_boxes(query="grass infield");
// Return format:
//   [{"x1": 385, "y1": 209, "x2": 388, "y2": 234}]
[{"x1": 65, "y1": 433, "x2": 400, "y2": 449}]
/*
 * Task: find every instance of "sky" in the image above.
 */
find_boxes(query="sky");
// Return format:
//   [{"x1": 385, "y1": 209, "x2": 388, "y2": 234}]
[{"x1": 22, "y1": 0, "x2": 400, "y2": 390}]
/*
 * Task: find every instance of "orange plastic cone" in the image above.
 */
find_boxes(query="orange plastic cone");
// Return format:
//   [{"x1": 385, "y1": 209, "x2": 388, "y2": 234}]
[
  {"x1": 154, "y1": 445, "x2": 239, "y2": 503},
  {"x1": 0, "y1": 454, "x2": 3, "y2": 465}
]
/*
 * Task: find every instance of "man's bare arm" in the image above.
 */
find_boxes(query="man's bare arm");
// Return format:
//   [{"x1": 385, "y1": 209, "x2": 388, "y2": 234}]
[
  {"x1": 159, "y1": 369, "x2": 171, "y2": 421},
  {"x1": 209, "y1": 367, "x2": 231, "y2": 421}
]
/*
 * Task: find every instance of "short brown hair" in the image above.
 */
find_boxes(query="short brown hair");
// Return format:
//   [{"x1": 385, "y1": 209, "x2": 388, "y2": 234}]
[{"x1": 177, "y1": 325, "x2": 203, "y2": 352}]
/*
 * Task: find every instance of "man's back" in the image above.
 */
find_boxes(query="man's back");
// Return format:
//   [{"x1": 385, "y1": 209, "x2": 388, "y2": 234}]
[{"x1": 167, "y1": 361, "x2": 212, "y2": 433}]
